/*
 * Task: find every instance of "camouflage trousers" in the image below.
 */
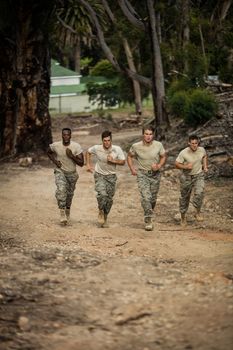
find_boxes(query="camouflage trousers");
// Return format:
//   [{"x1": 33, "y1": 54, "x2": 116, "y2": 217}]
[
  {"x1": 137, "y1": 170, "x2": 161, "y2": 220},
  {"x1": 94, "y1": 172, "x2": 117, "y2": 215},
  {"x1": 54, "y1": 169, "x2": 79, "y2": 209},
  {"x1": 179, "y1": 172, "x2": 205, "y2": 214}
]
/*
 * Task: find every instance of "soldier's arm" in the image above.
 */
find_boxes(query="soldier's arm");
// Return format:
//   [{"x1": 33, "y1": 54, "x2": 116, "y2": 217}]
[
  {"x1": 66, "y1": 148, "x2": 84, "y2": 167},
  {"x1": 107, "y1": 155, "x2": 125, "y2": 166},
  {"x1": 47, "y1": 148, "x2": 61, "y2": 168},
  {"x1": 175, "y1": 161, "x2": 192, "y2": 170},
  {"x1": 86, "y1": 151, "x2": 94, "y2": 173},
  {"x1": 203, "y1": 154, "x2": 208, "y2": 172},
  {"x1": 152, "y1": 153, "x2": 167, "y2": 171},
  {"x1": 127, "y1": 152, "x2": 137, "y2": 175}
]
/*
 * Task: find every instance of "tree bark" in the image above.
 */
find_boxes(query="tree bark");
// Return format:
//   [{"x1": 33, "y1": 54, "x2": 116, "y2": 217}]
[
  {"x1": 73, "y1": 35, "x2": 81, "y2": 73},
  {"x1": 146, "y1": 0, "x2": 169, "y2": 137},
  {"x1": 0, "y1": 1, "x2": 52, "y2": 158},
  {"x1": 182, "y1": 0, "x2": 190, "y2": 73},
  {"x1": 122, "y1": 38, "x2": 142, "y2": 115}
]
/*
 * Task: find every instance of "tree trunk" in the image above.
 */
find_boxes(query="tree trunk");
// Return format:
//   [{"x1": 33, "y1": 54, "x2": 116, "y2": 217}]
[
  {"x1": 0, "y1": 1, "x2": 52, "y2": 158},
  {"x1": 122, "y1": 38, "x2": 142, "y2": 115},
  {"x1": 73, "y1": 35, "x2": 81, "y2": 73},
  {"x1": 182, "y1": 0, "x2": 190, "y2": 74},
  {"x1": 146, "y1": 0, "x2": 169, "y2": 138}
]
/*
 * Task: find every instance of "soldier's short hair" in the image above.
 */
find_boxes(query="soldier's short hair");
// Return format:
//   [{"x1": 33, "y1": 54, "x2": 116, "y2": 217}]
[
  {"x1": 102, "y1": 130, "x2": 112, "y2": 140},
  {"x1": 189, "y1": 134, "x2": 199, "y2": 142},
  {"x1": 62, "y1": 128, "x2": 71, "y2": 134},
  {"x1": 142, "y1": 126, "x2": 155, "y2": 134}
]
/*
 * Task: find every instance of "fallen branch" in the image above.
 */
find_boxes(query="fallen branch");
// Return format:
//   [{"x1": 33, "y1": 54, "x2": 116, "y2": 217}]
[{"x1": 115, "y1": 240, "x2": 128, "y2": 247}]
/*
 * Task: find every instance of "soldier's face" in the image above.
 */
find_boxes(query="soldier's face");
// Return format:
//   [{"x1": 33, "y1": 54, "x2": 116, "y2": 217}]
[
  {"x1": 143, "y1": 130, "x2": 154, "y2": 144},
  {"x1": 189, "y1": 139, "x2": 199, "y2": 152},
  {"x1": 62, "y1": 131, "x2": 71, "y2": 145},
  {"x1": 102, "y1": 136, "x2": 112, "y2": 149}
]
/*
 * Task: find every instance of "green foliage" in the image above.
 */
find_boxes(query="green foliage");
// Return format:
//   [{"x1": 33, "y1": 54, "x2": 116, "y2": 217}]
[
  {"x1": 167, "y1": 91, "x2": 190, "y2": 118},
  {"x1": 168, "y1": 82, "x2": 217, "y2": 126},
  {"x1": 167, "y1": 79, "x2": 195, "y2": 99},
  {"x1": 184, "y1": 89, "x2": 217, "y2": 126},
  {"x1": 86, "y1": 81, "x2": 120, "y2": 109},
  {"x1": 90, "y1": 59, "x2": 118, "y2": 79},
  {"x1": 184, "y1": 44, "x2": 207, "y2": 85},
  {"x1": 216, "y1": 47, "x2": 233, "y2": 84}
]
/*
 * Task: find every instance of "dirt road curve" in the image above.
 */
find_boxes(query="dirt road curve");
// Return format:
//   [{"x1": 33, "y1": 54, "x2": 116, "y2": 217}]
[{"x1": 0, "y1": 129, "x2": 233, "y2": 350}]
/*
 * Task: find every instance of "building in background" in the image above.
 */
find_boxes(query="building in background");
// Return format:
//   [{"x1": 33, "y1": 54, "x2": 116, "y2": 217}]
[{"x1": 49, "y1": 60, "x2": 108, "y2": 114}]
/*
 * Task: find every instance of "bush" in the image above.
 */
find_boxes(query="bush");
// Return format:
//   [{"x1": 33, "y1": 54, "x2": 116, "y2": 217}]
[
  {"x1": 167, "y1": 78, "x2": 194, "y2": 99},
  {"x1": 168, "y1": 90, "x2": 190, "y2": 118},
  {"x1": 184, "y1": 89, "x2": 217, "y2": 126},
  {"x1": 90, "y1": 59, "x2": 117, "y2": 79},
  {"x1": 167, "y1": 86, "x2": 217, "y2": 126}
]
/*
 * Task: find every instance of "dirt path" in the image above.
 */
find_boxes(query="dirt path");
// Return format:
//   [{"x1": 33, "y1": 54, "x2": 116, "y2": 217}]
[{"x1": 0, "y1": 128, "x2": 233, "y2": 350}]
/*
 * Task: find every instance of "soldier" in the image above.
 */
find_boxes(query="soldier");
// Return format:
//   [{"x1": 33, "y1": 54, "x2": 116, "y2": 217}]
[
  {"x1": 47, "y1": 128, "x2": 84, "y2": 224},
  {"x1": 86, "y1": 130, "x2": 125, "y2": 227},
  {"x1": 127, "y1": 126, "x2": 166, "y2": 231},
  {"x1": 175, "y1": 134, "x2": 208, "y2": 226}
]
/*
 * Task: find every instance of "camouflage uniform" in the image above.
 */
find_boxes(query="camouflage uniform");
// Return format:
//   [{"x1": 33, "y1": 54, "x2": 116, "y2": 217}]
[
  {"x1": 179, "y1": 173, "x2": 205, "y2": 214},
  {"x1": 94, "y1": 172, "x2": 117, "y2": 215},
  {"x1": 49, "y1": 140, "x2": 83, "y2": 211},
  {"x1": 54, "y1": 168, "x2": 79, "y2": 209},
  {"x1": 137, "y1": 170, "x2": 161, "y2": 219},
  {"x1": 128, "y1": 140, "x2": 166, "y2": 224},
  {"x1": 88, "y1": 144, "x2": 125, "y2": 220},
  {"x1": 176, "y1": 146, "x2": 206, "y2": 215}
]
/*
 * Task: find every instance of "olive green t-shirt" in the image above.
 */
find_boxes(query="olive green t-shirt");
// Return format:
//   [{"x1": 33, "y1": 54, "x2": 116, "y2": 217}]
[
  {"x1": 176, "y1": 146, "x2": 206, "y2": 175},
  {"x1": 129, "y1": 140, "x2": 166, "y2": 171},
  {"x1": 88, "y1": 144, "x2": 125, "y2": 175},
  {"x1": 49, "y1": 141, "x2": 83, "y2": 173}
]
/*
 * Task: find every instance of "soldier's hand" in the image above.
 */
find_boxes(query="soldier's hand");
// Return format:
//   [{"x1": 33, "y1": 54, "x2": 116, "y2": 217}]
[
  {"x1": 56, "y1": 160, "x2": 62, "y2": 168},
  {"x1": 151, "y1": 163, "x2": 160, "y2": 171},
  {"x1": 66, "y1": 148, "x2": 73, "y2": 158},
  {"x1": 86, "y1": 165, "x2": 94, "y2": 173},
  {"x1": 107, "y1": 155, "x2": 114, "y2": 163},
  {"x1": 186, "y1": 163, "x2": 193, "y2": 170},
  {"x1": 131, "y1": 168, "x2": 137, "y2": 176}
]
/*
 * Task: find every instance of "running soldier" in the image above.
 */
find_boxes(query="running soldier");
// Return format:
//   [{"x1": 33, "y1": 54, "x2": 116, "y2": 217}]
[
  {"x1": 47, "y1": 128, "x2": 84, "y2": 225},
  {"x1": 86, "y1": 130, "x2": 125, "y2": 227},
  {"x1": 175, "y1": 134, "x2": 208, "y2": 226},
  {"x1": 127, "y1": 126, "x2": 166, "y2": 231}
]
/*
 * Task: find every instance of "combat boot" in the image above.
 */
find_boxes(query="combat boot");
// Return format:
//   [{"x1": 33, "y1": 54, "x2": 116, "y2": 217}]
[
  {"x1": 98, "y1": 210, "x2": 105, "y2": 226},
  {"x1": 195, "y1": 210, "x2": 204, "y2": 222},
  {"x1": 145, "y1": 217, "x2": 153, "y2": 231},
  {"x1": 180, "y1": 213, "x2": 187, "y2": 227},
  {"x1": 60, "y1": 209, "x2": 67, "y2": 224}
]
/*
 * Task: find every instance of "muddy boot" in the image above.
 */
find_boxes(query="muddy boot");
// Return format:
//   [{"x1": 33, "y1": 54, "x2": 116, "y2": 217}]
[
  {"x1": 180, "y1": 213, "x2": 187, "y2": 227},
  {"x1": 195, "y1": 210, "x2": 204, "y2": 222},
  {"x1": 65, "y1": 208, "x2": 70, "y2": 222},
  {"x1": 145, "y1": 217, "x2": 153, "y2": 231},
  {"x1": 60, "y1": 209, "x2": 67, "y2": 225},
  {"x1": 98, "y1": 210, "x2": 105, "y2": 226}
]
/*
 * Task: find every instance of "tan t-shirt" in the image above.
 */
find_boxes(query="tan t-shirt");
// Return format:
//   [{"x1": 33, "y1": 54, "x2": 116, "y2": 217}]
[
  {"x1": 129, "y1": 140, "x2": 166, "y2": 171},
  {"x1": 88, "y1": 144, "x2": 125, "y2": 175},
  {"x1": 49, "y1": 141, "x2": 83, "y2": 172},
  {"x1": 176, "y1": 146, "x2": 206, "y2": 175}
]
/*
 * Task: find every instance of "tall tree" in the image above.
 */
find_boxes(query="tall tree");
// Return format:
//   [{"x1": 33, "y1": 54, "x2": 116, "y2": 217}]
[
  {"x1": 0, "y1": 0, "x2": 55, "y2": 158},
  {"x1": 78, "y1": 0, "x2": 169, "y2": 136}
]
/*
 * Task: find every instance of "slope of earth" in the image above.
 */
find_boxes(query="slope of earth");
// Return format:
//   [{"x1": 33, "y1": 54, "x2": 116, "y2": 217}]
[{"x1": 0, "y1": 119, "x2": 232, "y2": 350}]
